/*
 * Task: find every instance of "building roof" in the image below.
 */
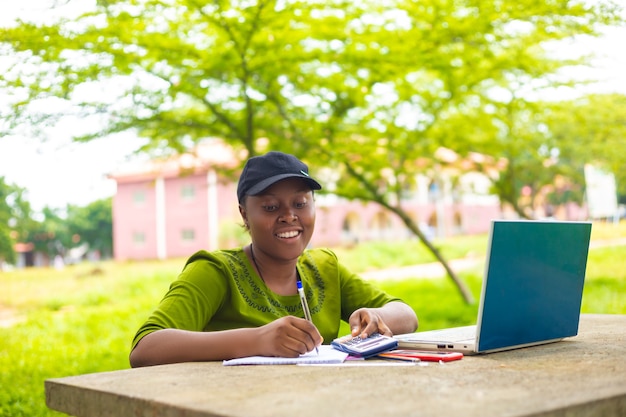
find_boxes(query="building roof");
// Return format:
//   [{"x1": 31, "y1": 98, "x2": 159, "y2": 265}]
[{"x1": 109, "y1": 139, "x2": 243, "y2": 183}]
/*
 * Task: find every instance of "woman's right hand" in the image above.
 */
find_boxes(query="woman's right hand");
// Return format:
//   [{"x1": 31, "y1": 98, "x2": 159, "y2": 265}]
[
  {"x1": 130, "y1": 316, "x2": 323, "y2": 367},
  {"x1": 256, "y1": 316, "x2": 322, "y2": 357}
]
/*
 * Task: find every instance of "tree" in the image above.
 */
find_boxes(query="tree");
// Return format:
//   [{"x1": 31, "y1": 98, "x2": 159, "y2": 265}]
[
  {"x1": 469, "y1": 95, "x2": 575, "y2": 219},
  {"x1": 1, "y1": 0, "x2": 623, "y2": 300},
  {"x1": 65, "y1": 198, "x2": 113, "y2": 259},
  {"x1": 22, "y1": 199, "x2": 114, "y2": 262},
  {"x1": 27, "y1": 207, "x2": 73, "y2": 259},
  {"x1": 0, "y1": 178, "x2": 17, "y2": 265},
  {"x1": 543, "y1": 93, "x2": 626, "y2": 198},
  {"x1": 0, "y1": 177, "x2": 34, "y2": 265}
]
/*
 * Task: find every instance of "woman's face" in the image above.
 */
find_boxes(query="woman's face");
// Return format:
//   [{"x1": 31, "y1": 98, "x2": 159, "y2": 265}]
[{"x1": 240, "y1": 177, "x2": 316, "y2": 262}]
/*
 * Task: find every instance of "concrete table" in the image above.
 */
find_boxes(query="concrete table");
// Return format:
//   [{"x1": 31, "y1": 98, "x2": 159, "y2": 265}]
[{"x1": 45, "y1": 314, "x2": 626, "y2": 417}]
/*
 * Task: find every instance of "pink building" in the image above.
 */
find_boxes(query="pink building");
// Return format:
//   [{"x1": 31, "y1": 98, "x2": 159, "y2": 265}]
[
  {"x1": 110, "y1": 141, "x2": 501, "y2": 261},
  {"x1": 110, "y1": 141, "x2": 241, "y2": 261}
]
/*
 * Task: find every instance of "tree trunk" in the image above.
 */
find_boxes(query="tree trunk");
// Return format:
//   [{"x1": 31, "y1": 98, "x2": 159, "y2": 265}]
[{"x1": 389, "y1": 205, "x2": 476, "y2": 305}]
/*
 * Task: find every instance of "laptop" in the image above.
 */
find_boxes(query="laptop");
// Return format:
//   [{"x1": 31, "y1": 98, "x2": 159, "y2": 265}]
[{"x1": 394, "y1": 220, "x2": 592, "y2": 355}]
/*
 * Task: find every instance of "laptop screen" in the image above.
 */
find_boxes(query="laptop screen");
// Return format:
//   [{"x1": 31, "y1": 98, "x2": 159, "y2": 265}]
[{"x1": 476, "y1": 220, "x2": 592, "y2": 352}]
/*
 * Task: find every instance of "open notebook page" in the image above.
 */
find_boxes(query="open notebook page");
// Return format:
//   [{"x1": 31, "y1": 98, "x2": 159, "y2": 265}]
[{"x1": 223, "y1": 345, "x2": 348, "y2": 366}]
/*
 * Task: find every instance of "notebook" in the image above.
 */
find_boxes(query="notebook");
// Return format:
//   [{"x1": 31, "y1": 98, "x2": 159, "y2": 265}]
[
  {"x1": 222, "y1": 345, "x2": 348, "y2": 366},
  {"x1": 394, "y1": 219, "x2": 592, "y2": 355}
]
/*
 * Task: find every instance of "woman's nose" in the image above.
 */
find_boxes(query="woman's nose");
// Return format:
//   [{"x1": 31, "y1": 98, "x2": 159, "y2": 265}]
[{"x1": 278, "y1": 210, "x2": 298, "y2": 223}]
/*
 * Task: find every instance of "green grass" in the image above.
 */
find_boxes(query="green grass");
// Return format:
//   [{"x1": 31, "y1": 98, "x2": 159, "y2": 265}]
[
  {"x1": 1, "y1": 221, "x2": 624, "y2": 417},
  {"x1": 332, "y1": 233, "x2": 488, "y2": 273}
]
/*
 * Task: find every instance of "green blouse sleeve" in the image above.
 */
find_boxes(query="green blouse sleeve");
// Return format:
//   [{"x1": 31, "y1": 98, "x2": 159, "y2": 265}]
[
  {"x1": 131, "y1": 250, "x2": 231, "y2": 350},
  {"x1": 334, "y1": 253, "x2": 402, "y2": 322}
]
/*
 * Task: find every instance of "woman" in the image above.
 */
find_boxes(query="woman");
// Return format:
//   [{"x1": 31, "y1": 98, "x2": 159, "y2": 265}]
[{"x1": 129, "y1": 151, "x2": 418, "y2": 367}]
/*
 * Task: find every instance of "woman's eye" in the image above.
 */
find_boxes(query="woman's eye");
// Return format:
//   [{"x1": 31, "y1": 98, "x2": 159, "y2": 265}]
[
  {"x1": 263, "y1": 205, "x2": 278, "y2": 212},
  {"x1": 295, "y1": 201, "x2": 307, "y2": 209}
]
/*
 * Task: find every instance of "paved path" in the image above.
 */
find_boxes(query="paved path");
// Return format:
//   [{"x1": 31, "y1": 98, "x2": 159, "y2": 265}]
[{"x1": 361, "y1": 256, "x2": 484, "y2": 280}]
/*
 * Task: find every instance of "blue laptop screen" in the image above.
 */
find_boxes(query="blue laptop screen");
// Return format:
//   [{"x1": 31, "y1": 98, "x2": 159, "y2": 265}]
[{"x1": 477, "y1": 220, "x2": 591, "y2": 352}]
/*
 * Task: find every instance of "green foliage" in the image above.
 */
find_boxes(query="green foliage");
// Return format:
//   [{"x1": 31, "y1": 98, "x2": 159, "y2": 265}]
[
  {"x1": 0, "y1": 229, "x2": 14, "y2": 265},
  {"x1": 26, "y1": 207, "x2": 70, "y2": 256},
  {"x1": 0, "y1": 177, "x2": 113, "y2": 265},
  {"x1": 542, "y1": 94, "x2": 626, "y2": 197},
  {"x1": 0, "y1": 177, "x2": 33, "y2": 264},
  {"x1": 1, "y1": 1, "x2": 624, "y2": 161},
  {"x1": 2, "y1": 197, "x2": 114, "y2": 264},
  {"x1": 65, "y1": 198, "x2": 114, "y2": 258}
]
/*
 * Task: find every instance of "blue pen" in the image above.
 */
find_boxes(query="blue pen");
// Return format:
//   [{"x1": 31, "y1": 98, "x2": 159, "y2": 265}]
[{"x1": 296, "y1": 280, "x2": 319, "y2": 355}]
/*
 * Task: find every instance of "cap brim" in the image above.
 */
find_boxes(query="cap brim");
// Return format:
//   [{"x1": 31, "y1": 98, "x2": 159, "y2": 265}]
[{"x1": 247, "y1": 173, "x2": 322, "y2": 196}]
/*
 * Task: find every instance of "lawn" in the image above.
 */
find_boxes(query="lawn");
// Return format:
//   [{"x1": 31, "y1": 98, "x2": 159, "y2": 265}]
[{"x1": 1, "y1": 221, "x2": 624, "y2": 417}]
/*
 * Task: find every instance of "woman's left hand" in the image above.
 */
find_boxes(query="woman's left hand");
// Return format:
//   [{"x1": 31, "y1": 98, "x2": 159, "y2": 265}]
[
  {"x1": 348, "y1": 308, "x2": 392, "y2": 339},
  {"x1": 347, "y1": 301, "x2": 418, "y2": 339}
]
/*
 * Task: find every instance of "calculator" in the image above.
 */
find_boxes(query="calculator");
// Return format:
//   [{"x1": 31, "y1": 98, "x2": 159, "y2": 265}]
[{"x1": 331, "y1": 333, "x2": 398, "y2": 358}]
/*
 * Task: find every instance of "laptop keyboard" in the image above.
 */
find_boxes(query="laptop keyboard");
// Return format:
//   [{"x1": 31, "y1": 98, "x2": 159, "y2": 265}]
[{"x1": 399, "y1": 325, "x2": 476, "y2": 342}]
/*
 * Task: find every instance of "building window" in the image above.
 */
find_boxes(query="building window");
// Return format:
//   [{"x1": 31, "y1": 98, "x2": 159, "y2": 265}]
[
  {"x1": 181, "y1": 228, "x2": 196, "y2": 242},
  {"x1": 132, "y1": 231, "x2": 146, "y2": 246},
  {"x1": 181, "y1": 184, "x2": 195, "y2": 201},
  {"x1": 133, "y1": 191, "x2": 146, "y2": 206}
]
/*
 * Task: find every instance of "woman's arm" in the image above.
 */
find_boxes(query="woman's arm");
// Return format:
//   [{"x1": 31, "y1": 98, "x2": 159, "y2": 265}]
[
  {"x1": 348, "y1": 301, "x2": 418, "y2": 338},
  {"x1": 129, "y1": 315, "x2": 322, "y2": 367}
]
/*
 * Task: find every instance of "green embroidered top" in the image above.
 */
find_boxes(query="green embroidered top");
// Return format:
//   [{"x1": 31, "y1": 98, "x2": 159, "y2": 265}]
[{"x1": 131, "y1": 248, "x2": 401, "y2": 349}]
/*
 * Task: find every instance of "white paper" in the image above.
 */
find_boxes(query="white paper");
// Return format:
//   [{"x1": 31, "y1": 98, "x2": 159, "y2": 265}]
[{"x1": 222, "y1": 345, "x2": 348, "y2": 366}]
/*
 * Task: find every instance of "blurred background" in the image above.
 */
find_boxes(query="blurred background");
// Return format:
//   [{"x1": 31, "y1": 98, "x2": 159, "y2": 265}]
[{"x1": 1, "y1": 1, "x2": 625, "y2": 415}]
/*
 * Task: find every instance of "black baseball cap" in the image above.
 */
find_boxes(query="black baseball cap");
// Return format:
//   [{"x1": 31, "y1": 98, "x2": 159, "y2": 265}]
[{"x1": 237, "y1": 151, "x2": 322, "y2": 203}]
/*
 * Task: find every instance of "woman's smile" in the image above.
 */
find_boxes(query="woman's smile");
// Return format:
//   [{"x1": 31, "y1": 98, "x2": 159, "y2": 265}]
[{"x1": 275, "y1": 230, "x2": 301, "y2": 239}]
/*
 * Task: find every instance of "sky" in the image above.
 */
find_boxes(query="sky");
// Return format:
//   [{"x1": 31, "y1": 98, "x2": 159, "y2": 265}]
[
  {"x1": 0, "y1": 134, "x2": 145, "y2": 211},
  {"x1": 0, "y1": 2, "x2": 625, "y2": 212}
]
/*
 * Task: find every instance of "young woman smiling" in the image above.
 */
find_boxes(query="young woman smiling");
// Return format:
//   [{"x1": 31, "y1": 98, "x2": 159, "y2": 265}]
[{"x1": 129, "y1": 151, "x2": 417, "y2": 367}]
